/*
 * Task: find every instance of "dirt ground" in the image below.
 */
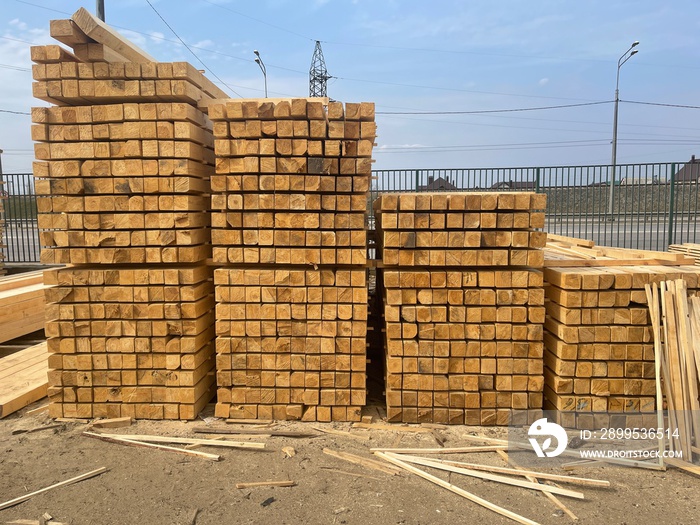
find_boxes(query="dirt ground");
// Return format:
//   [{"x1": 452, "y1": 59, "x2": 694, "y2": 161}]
[{"x1": 0, "y1": 402, "x2": 698, "y2": 525}]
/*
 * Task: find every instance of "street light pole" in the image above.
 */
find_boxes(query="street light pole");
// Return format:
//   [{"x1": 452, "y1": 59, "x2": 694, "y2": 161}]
[
  {"x1": 607, "y1": 41, "x2": 639, "y2": 219},
  {"x1": 253, "y1": 50, "x2": 268, "y2": 98}
]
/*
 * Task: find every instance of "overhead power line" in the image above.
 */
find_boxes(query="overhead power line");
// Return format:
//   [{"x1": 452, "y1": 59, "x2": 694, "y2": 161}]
[
  {"x1": 377, "y1": 101, "x2": 613, "y2": 115},
  {"x1": 0, "y1": 109, "x2": 31, "y2": 115},
  {"x1": 622, "y1": 100, "x2": 700, "y2": 110},
  {"x1": 145, "y1": 0, "x2": 242, "y2": 97}
]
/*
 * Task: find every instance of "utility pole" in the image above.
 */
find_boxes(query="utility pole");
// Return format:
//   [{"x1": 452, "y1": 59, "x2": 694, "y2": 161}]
[
  {"x1": 607, "y1": 41, "x2": 639, "y2": 220},
  {"x1": 96, "y1": 0, "x2": 105, "y2": 21},
  {"x1": 309, "y1": 41, "x2": 331, "y2": 97}
]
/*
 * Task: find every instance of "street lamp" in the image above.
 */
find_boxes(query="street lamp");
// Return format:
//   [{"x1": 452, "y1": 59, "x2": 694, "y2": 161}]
[
  {"x1": 607, "y1": 41, "x2": 639, "y2": 219},
  {"x1": 253, "y1": 50, "x2": 268, "y2": 98}
]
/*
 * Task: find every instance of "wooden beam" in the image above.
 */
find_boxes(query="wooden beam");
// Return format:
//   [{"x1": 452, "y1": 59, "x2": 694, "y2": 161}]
[
  {"x1": 497, "y1": 450, "x2": 579, "y2": 522},
  {"x1": 322, "y1": 447, "x2": 402, "y2": 476},
  {"x1": 0, "y1": 467, "x2": 108, "y2": 511},
  {"x1": 545, "y1": 233, "x2": 595, "y2": 248},
  {"x1": 388, "y1": 453, "x2": 585, "y2": 499},
  {"x1": 235, "y1": 480, "x2": 296, "y2": 489},
  {"x1": 374, "y1": 452, "x2": 540, "y2": 525},
  {"x1": 71, "y1": 7, "x2": 156, "y2": 63},
  {"x1": 83, "y1": 432, "x2": 221, "y2": 460},
  {"x1": 96, "y1": 432, "x2": 266, "y2": 450}
]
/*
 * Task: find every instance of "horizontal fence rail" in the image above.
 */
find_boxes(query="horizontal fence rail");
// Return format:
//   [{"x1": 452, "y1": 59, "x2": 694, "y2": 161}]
[{"x1": 3, "y1": 161, "x2": 698, "y2": 263}]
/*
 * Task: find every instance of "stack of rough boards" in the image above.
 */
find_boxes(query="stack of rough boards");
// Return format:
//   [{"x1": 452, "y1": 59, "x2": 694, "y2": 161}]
[
  {"x1": 0, "y1": 271, "x2": 48, "y2": 418},
  {"x1": 544, "y1": 236, "x2": 700, "y2": 430},
  {"x1": 375, "y1": 192, "x2": 548, "y2": 425}
]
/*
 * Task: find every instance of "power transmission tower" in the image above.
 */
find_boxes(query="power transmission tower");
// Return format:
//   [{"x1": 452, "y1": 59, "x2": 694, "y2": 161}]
[{"x1": 309, "y1": 41, "x2": 331, "y2": 97}]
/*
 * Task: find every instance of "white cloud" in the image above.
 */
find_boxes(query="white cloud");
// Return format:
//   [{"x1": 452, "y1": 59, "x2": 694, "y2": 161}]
[
  {"x1": 192, "y1": 39, "x2": 215, "y2": 49},
  {"x1": 538, "y1": 77, "x2": 549, "y2": 86},
  {"x1": 9, "y1": 18, "x2": 27, "y2": 30},
  {"x1": 149, "y1": 31, "x2": 165, "y2": 44}
]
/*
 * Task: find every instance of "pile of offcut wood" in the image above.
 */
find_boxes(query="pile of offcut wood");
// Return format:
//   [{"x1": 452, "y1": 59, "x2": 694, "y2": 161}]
[
  {"x1": 33, "y1": 8, "x2": 222, "y2": 419},
  {"x1": 375, "y1": 192, "x2": 548, "y2": 425}
]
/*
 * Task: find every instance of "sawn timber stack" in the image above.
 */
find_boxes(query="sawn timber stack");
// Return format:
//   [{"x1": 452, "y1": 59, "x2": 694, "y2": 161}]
[
  {"x1": 209, "y1": 99, "x2": 375, "y2": 421},
  {"x1": 34, "y1": 9, "x2": 221, "y2": 419},
  {"x1": 375, "y1": 192, "x2": 547, "y2": 425},
  {"x1": 542, "y1": 264, "x2": 700, "y2": 429}
]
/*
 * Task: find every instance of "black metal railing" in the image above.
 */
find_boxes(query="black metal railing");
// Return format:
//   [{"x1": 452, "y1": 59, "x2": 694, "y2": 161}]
[
  {"x1": 0, "y1": 173, "x2": 40, "y2": 264},
  {"x1": 2, "y1": 161, "x2": 699, "y2": 263}
]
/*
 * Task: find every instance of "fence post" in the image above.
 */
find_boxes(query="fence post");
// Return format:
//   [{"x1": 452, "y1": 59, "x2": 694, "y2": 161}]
[
  {"x1": 535, "y1": 167, "x2": 541, "y2": 192},
  {"x1": 414, "y1": 170, "x2": 420, "y2": 192},
  {"x1": 668, "y1": 163, "x2": 676, "y2": 248}
]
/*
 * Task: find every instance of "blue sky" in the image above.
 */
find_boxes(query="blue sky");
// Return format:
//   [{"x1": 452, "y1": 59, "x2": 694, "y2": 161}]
[{"x1": 1, "y1": 0, "x2": 699, "y2": 173}]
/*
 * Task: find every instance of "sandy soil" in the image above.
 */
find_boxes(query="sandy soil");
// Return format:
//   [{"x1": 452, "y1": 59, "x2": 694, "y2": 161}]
[{"x1": 0, "y1": 403, "x2": 698, "y2": 525}]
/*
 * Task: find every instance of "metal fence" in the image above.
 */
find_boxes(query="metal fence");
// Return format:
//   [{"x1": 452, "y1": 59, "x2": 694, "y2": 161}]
[
  {"x1": 2, "y1": 161, "x2": 699, "y2": 263},
  {"x1": 371, "y1": 161, "x2": 700, "y2": 252},
  {"x1": 1, "y1": 173, "x2": 40, "y2": 264}
]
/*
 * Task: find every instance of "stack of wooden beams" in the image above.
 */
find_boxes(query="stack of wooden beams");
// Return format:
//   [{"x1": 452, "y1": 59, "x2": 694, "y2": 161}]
[
  {"x1": 543, "y1": 264, "x2": 700, "y2": 429},
  {"x1": 32, "y1": 102, "x2": 213, "y2": 265},
  {"x1": 34, "y1": 9, "x2": 223, "y2": 419},
  {"x1": 209, "y1": 98, "x2": 375, "y2": 421},
  {"x1": 43, "y1": 265, "x2": 214, "y2": 419},
  {"x1": 375, "y1": 192, "x2": 548, "y2": 425}
]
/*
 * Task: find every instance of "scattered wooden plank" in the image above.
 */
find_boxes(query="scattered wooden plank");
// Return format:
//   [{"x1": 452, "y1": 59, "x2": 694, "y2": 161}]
[
  {"x1": 374, "y1": 452, "x2": 540, "y2": 525},
  {"x1": 193, "y1": 426, "x2": 317, "y2": 438},
  {"x1": 11, "y1": 423, "x2": 62, "y2": 435},
  {"x1": 319, "y1": 466, "x2": 381, "y2": 481},
  {"x1": 370, "y1": 445, "x2": 507, "y2": 454},
  {"x1": 389, "y1": 453, "x2": 585, "y2": 499},
  {"x1": 235, "y1": 480, "x2": 296, "y2": 489},
  {"x1": 83, "y1": 432, "x2": 221, "y2": 460},
  {"x1": 429, "y1": 454, "x2": 610, "y2": 488},
  {"x1": 322, "y1": 447, "x2": 402, "y2": 476},
  {"x1": 352, "y1": 422, "x2": 431, "y2": 433},
  {"x1": 24, "y1": 403, "x2": 50, "y2": 416},
  {"x1": 95, "y1": 432, "x2": 265, "y2": 450},
  {"x1": 312, "y1": 426, "x2": 370, "y2": 441},
  {"x1": 497, "y1": 450, "x2": 579, "y2": 522},
  {"x1": 225, "y1": 418, "x2": 274, "y2": 425},
  {"x1": 0, "y1": 467, "x2": 108, "y2": 511},
  {"x1": 91, "y1": 417, "x2": 132, "y2": 429}
]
